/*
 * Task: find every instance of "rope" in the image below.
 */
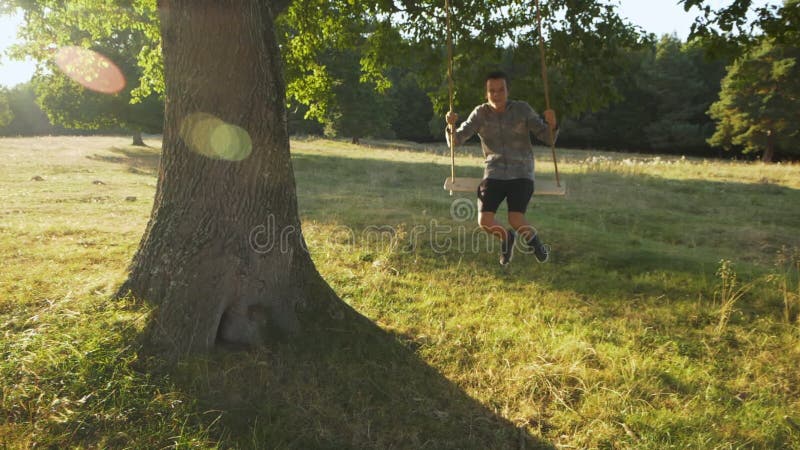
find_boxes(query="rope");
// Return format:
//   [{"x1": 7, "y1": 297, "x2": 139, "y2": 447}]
[
  {"x1": 445, "y1": 0, "x2": 456, "y2": 193},
  {"x1": 535, "y1": 0, "x2": 561, "y2": 187}
]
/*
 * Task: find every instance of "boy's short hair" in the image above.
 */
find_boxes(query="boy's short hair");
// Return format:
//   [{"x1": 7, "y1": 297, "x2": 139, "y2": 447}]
[{"x1": 485, "y1": 70, "x2": 509, "y2": 85}]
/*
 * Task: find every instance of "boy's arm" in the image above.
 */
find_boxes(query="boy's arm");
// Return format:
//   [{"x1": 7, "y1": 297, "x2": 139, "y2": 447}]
[{"x1": 446, "y1": 107, "x2": 481, "y2": 146}]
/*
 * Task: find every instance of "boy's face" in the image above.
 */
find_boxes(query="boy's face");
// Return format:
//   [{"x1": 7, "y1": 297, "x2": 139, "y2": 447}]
[{"x1": 485, "y1": 78, "x2": 508, "y2": 111}]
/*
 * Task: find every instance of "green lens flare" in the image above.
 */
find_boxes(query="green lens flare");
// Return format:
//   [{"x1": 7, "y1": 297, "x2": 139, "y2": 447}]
[{"x1": 180, "y1": 113, "x2": 252, "y2": 161}]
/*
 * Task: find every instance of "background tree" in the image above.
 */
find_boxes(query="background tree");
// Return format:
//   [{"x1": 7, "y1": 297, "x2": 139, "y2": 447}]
[
  {"x1": 286, "y1": 100, "x2": 324, "y2": 135},
  {"x1": 560, "y1": 34, "x2": 730, "y2": 155},
  {"x1": 559, "y1": 43, "x2": 657, "y2": 151},
  {"x1": 682, "y1": 0, "x2": 799, "y2": 57},
  {"x1": 387, "y1": 67, "x2": 435, "y2": 142},
  {"x1": 0, "y1": 88, "x2": 12, "y2": 128},
  {"x1": 309, "y1": 48, "x2": 394, "y2": 143},
  {"x1": 279, "y1": 0, "x2": 396, "y2": 143},
  {"x1": 708, "y1": 38, "x2": 800, "y2": 162},
  {"x1": 643, "y1": 35, "x2": 728, "y2": 153},
  {"x1": 32, "y1": 48, "x2": 164, "y2": 145},
  {"x1": 0, "y1": 83, "x2": 65, "y2": 136},
  {"x1": 10, "y1": 3, "x2": 163, "y2": 144}
]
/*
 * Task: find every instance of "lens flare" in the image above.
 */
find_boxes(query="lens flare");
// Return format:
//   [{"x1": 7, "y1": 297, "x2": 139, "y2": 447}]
[
  {"x1": 180, "y1": 113, "x2": 252, "y2": 161},
  {"x1": 54, "y1": 46, "x2": 126, "y2": 94}
]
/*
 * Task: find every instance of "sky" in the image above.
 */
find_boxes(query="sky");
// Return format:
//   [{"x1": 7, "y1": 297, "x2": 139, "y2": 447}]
[
  {"x1": 617, "y1": 0, "x2": 707, "y2": 37},
  {"x1": 0, "y1": 12, "x2": 35, "y2": 88},
  {"x1": 0, "y1": 0, "x2": 782, "y2": 88}
]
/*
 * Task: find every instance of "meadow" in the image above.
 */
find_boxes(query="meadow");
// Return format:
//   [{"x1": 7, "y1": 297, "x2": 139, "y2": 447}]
[{"x1": 1, "y1": 135, "x2": 799, "y2": 449}]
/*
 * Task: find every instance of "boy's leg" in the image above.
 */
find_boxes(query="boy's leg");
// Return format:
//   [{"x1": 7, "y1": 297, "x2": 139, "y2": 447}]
[
  {"x1": 505, "y1": 179, "x2": 535, "y2": 232},
  {"x1": 506, "y1": 179, "x2": 550, "y2": 263},
  {"x1": 477, "y1": 179, "x2": 515, "y2": 265},
  {"x1": 479, "y1": 211, "x2": 509, "y2": 240},
  {"x1": 508, "y1": 212, "x2": 534, "y2": 240},
  {"x1": 509, "y1": 212, "x2": 550, "y2": 263},
  {"x1": 482, "y1": 211, "x2": 515, "y2": 265}
]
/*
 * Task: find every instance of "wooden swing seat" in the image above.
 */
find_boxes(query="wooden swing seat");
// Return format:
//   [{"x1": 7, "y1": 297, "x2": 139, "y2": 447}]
[{"x1": 443, "y1": 177, "x2": 566, "y2": 196}]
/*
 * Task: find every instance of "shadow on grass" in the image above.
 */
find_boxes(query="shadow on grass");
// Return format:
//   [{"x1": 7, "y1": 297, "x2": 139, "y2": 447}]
[
  {"x1": 86, "y1": 146, "x2": 161, "y2": 175},
  {"x1": 139, "y1": 307, "x2": 552, "y2": 449},
  {"x1": 291, "y1": 150, "x2": 800, "y2": 307}
]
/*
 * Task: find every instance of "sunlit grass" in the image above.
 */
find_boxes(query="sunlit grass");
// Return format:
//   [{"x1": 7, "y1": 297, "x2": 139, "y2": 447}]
[{"x1": 1, "y1": 135, "x2": 799, "y2": 448}]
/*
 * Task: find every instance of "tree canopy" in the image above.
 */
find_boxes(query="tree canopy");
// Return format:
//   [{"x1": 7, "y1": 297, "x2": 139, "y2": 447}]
[
  {"x1": 7, "y1": 0, "x2": 648, "y2": 140},
  {"x1": 5, "y1": 0, "x2": 798, "y2": 158},
  {"x1": 7, "y1": 1, "x2": 162, "y2": 142},
  {"x1": 681, "y1": 0, "x2": 799, "y2": 56},
  {"x1": 708, "y1": 37, "x2": 800, "y2": 161}
]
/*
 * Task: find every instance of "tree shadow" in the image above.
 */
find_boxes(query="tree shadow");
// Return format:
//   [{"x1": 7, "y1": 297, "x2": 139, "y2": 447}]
[
  {"x1": 111, "y1": 140, "x2": 557, "y2": 446},
  {"x1": 138, "y1": 305, "x2": 554, "y2": 449},
  {"x1": 86, "y1": 145, "x2": 161, "y2": 175}
]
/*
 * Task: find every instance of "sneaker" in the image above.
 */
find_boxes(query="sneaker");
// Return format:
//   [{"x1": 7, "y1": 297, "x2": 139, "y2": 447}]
[
  {"x1": 534, "y1": 243, "x2": 551, "y2": 263},
  {"x1": 527, "y1": 234, "x2": 551, "y2": 263},
  {"x1": 499, "y1": 229, "x2": 516, "y2": 266}
]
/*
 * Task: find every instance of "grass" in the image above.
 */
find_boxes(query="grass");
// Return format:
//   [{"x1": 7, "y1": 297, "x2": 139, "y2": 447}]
[{"x1": 1, "y1": 135, "x2": 800, "y2": 448}]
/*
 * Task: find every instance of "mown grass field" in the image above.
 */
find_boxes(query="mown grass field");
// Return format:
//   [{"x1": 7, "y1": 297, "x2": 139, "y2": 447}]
[{"x1": 1, "y1": 135, "x2": 799, "y2": 449}]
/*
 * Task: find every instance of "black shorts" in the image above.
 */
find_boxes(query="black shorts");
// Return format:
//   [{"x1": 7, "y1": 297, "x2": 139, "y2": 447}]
[{"x1": 477, "y1": 178, "x2": 534, "y2": 213}]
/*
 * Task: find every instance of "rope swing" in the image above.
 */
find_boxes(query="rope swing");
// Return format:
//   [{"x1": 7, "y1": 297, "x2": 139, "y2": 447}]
[
  {"x1": 535, "y1": 0, "x2": 562, "y2": 189},
  {"x1": 443, "y1": 0, "x2": 566, "y2": 196},
  {"x1": 445, "y1": 0, "x2": 456, "y2": 191}
]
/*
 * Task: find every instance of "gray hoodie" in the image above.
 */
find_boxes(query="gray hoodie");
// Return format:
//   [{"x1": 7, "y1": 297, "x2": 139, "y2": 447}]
[{"x1": 447, "y1": 100, "x2": 558, "y2": 180}]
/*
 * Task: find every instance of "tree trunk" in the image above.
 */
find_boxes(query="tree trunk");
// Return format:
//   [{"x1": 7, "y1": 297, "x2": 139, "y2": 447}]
[
  {"x1": 131, "y1": 130, "x2": 146, "y2": 146},
  {"x1": 119, "y1": 0, "x2": 350, "y2": 356},
  {"x1": 763, "y1": 131, "x2": 775, "y2": 163}
]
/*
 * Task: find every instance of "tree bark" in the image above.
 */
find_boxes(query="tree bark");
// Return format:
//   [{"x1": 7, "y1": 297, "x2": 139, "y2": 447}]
[
  {"x1": 763, "y1": 130, "x2": 775, "y2": 162},
  {"x1": 131, "y1": 130, "x2": 146, "y2": 146},
  {"x1": 119, "y1": 0, "x2": 350, "y2": 356}
]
